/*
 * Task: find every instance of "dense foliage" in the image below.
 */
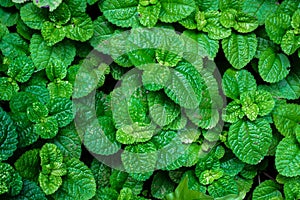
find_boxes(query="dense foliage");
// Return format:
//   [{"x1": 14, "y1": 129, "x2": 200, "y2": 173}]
[{"x1": 0, "y1": 0, "x2": 300, "y2": 199}]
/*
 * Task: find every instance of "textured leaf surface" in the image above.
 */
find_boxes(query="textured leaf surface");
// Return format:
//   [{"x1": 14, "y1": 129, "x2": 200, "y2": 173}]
[
  {"x1": 222, "y1": 68, "x2": 257, "y2": 99},
  {"x1": 228, "y1": 119, "x2": 272, "y2": 164},
  {"x1": 148, "y1": 91, "x2": 180, "y2": 127},
  {"x1": 284, "y1": 178, "x2": 300, "y2": 200},
  {"x1": 142, "y1": 64, "x2": 171, "y2": 91},
  {"x1": 0, "y1": 163, "x2": 22, "y2": 196},
  {"x1": 20, "y1": 3, "x2": 48, "y2": 30},
  {"x1": 207, "y1": 176, "x2": 238, "y2": 198},
  {"x1": 151, "y1": 172, "x2": 176, "y2": 199},
  {"x1": 265, "y1": 13, "x2": 291, "y2": 44},
  {"x1": 273, "y1": 103, "x2": 300, "y2": 136},
  {"x1": 11, "y1": 180, "x2": 47, "y2": 200},
  {"x1": 138, "y1": 3, "x2": 161, "y2": 27},
  {"x1": 0, "y1": 107, "x2": 18, "y2": 161},
  {"x1": 0, "y1": 33, "x2": 29, "y2": 58},
  {"x1": 159, "y1": 0, "x2": 196, "y2": 23},
  {"x1": 34, "y1": 116, "x2": 58, "y2": 139},
  {"x1": 53, "y1": 158, "x2": 96, "y2": 200},
  {"x1": 281, "y1": 30, "x2": 300, "y2": 55},
  {"x1": 65, "y1": 14, "x2": 94, "y2": 42},
  {"x1": 275, "y1": 137, "x2": 300, "y2": 177},
  {"x1": 258, "y1": 48, "x2": 290, "y2": 83},
  {"x1": 27, "y1": 102, "x2": 48, "y2": 123},
  {"x1": 33, "y1": 0, "x2": 63, "y2": 12},
  {"x1": 222, "y1": 33, "x2": 257, "y2": 69},
  {"x1": 47, "y1": 98, "x2": 74, "y2": 128},
  {"x1": 41, "y1": 21, "x2": 66, "y2": 46},
  {"x1": 7, "y1": 55, "x2": 35, "y2": 83},
  {"x1": 0, "y1": 77, "x2": 19, "y2": 101},
  {"x1": 100, "y1": 0, "x2": 140, "y2": 28},
  {"x1": 252, "y1": 180, "x2": 283, "y2": 200},
  {"x1": 30, "y1": 34, "x2": 76, "y2": 71}
]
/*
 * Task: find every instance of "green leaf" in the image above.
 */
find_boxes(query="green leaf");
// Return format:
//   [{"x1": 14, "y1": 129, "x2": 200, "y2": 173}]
[
  {"x1": 202, "y1": 11, "x2": 232, "y2": 40},
  {"x1": 52, "y1": 158, "x2": 96, "y2": 200},
  {"x1": 275, "y1": 137, "x2": 300, "y2": 177},
  {"x1": 7, "y1": 55, "x2": 35, "y2": 83},
  {"x1": 100, "y1": 0, "x2": 140, "y2": 28},
  {"x1": 46, "y1": 59, "x2": 67, "y2": 81},
  {"x1": 34, "y1": 116, "x2": 59, "y2": 139},
  {"x1": 33, "y1": 0, "x2": 62, "y2": 12},
  {"x1": 25, "y1": 85, "x2": 50, "y2": 104},
  {"x1": 48, "y1": 80, "x2": 73, "y2": 99},
  {"x1": 0, "y1": 33, "x2": 29, "y2": 58},
  {"x1": 116, "y1": 122, "x2": 156, "y2": 144},
  {"x1": 90, "y1": 16, "x2": 115, "y2": 48},
  {"x1": 47, "y1": 97, "x2": 74, "y2": 128},
  {"x1": 258, "y1": 48, "x2": 290, "y2": 83},
  {"x1": 53, "y1": 125, "x2": 82, "y2": 159},
  {"x1": 281, "y1": 30, "x2": 300, "y2": 55},
  {"x1": 222, "y1": 33, "x2": 257, "y2": 69},
  {"x1": 26, "y1": 102, "x2": 49, "y2": 123},
  {"x1": 228, "y1": 119, "x2": 272, "y2": 164},
  {"x1": 128, "y1": 87, "x2": 150, "y2": 124},
  {"x1": 164, "y1": 62, "x2": 204, "y2": 109},
  {"x1": 242, "y1": 0, "x2": 278, "y2": 25},
  {"x1": 11, "y1": 180, "x2": 47, "y2": 200},
  {"x1": 122, "y1": 142, "x2": 157, "y2": 174},
  {"x1": 38, "y1": 173, "x2": 63, "y2": 195},
  {"x1": 164, "y1": 176, "x2": 213, "y2": 200},
  {"x1": 208, "y1": 176, "x2": 238, "y2": 198},
  {"x1": 252, "y1": 180, "x2": 283, "y2": 200},
  {"x1": 20, "y1": 3, "x2": 49, "y2": 30},
  {"x1": 182, "y1": 30, "x2": 219, "y2": 59},
  {"x1": 222, "y1": 100, "x2": 244, "y2": 123},
  {"x1": 0, "y1": 163, "x2": 22, "y2": 196},
  {"x1": 219, "y1": 0, "x2": 242, "y2": 11},
  {"x1": 49, "y1": 3, "x2": 71, "y2": 25},
  {"x1": 9, "y1": 92, "x2": 38, "y2": 113},
  {"x1": 284, "y1": 178, "x2": 300, "y2": 200},
  {"x1": 93, "y1": 187, "x2": 119, "y2": 200},
  {"x1": 265, "y1": 13, "x2": 291, "y2": 44},
  {"x1": 0, "y1": 7, "x2": 19, "y2": 27},
  {"x1": 159, "y1": 0, "x2": 195, "y2": 23},
  {"x1": 198, "y1": 169, "x2": 224, "y2": 185},
  {"x1": 220, "y1": 156, "x2": 245, "y2": 176},
  {"x1": 90, "y1": 159, "x2": 111, "y2": 188},
  {"x1": 155, "y1": 49, "x2": 182, "y2": 67},
  {"x1": 14, "y1": 149, "x2": 40, "y2": 182},
  {"x1": 30, "y1": 34, "x2": 76, "y2": 71},
  {"x1": 148, "y1": 91, "x2": 180, "y2": 127},
  {"x1": 197, "y1": 0, "x2": 219, "y2": 11},
  {"x1": 0, "y1": 77, "x2": 19, "y2": 101},
  {"x1": 222, "y1": 68, "x2": 257, "y2": 99},
  {"x1": 65, "y1": 0, "x2": 87, "y2": 13},
  {"x1": 41, "y1": 21, "x2": 66, "y2": 46},
  {"x1": 142, "y1": 64, "x2": 171, "y2": 91},
  {"x1": 138, "y1": 3, "x2": 161, "y2": 27},
  {"x1": 179, "y1": 12, "x2": 197, "y2": 30},
  {"x1": 0, "y1": 107, "x2": 18, "y2": 161},
  {"x1": 65, "y1": 14, "x2": 94, "y2": 42},
  {"x1": 151, "y1": 171, "x2": 176, "y2": 199},
  {"x1": 110, "y1": 169, "x2": 128, "y2": 191},
  {"x1": 0, "y1": 0, "x2": 14, "y2": 7}
]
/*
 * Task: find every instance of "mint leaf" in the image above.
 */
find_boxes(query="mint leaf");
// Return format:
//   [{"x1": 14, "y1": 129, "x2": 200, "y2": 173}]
[
  {"x1": 265, "y1": 13, "x2": 291, "y2": 44},
  {"x1": 41, "y1": 21, "x2": 66, "y2": 46},
  {"x1": 138, "y1": 3, "x2": 161, "y2": 27},
  {"x1": 20, "y1": 3, "x2": 48, "y2": 30},
  {"x1": 33, "y1": 0, "x2": 63, "y2": 12},
  {"x1": 65, "y1": 14, "x2": 94, "y2": 42},
  {"x1": 252, "y1": 180, "x2": 283, "y2": 200}
]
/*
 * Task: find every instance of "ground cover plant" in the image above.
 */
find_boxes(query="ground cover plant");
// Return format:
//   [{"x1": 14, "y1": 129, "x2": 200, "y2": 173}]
[{"x1": 0, "y1": 0, "x2": 300, "y2": 199}]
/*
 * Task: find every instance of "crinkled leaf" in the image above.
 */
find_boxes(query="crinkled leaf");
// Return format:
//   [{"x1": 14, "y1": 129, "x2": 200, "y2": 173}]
[
  {"x1": 142, "y1": 63, "x2": 171, "y2": 91},
  {"x1": 9, "y1": 92, "x2": 38, "y2": 113},
  {"x1": 0, "y1": 107, "x2": 18, "y2": 161},
  {"x1": 148, "y1": 91, "x2": 180, "y2": 127},
  {"x1": 46, "y1": 59, "x2": 67, "y2": 81},
  {"x1": 275, "y1": 137, "x2": 300, "y2": 177},
  {"x1": 20, "y1": 3, "x2": 49, "y2": 30},
  {"x1": 0, "y1": 33, "x2": 29, "y2": 58},
  {"x1": 252, "y1": 180, "x2": 283, "y2": 200},
  {"x1": 90, "y1": 159, "x2": 111, "y2": 188},
  {"x1": 128, "y1": 87, "x2": 149, "y2": 124},
  {"x1": 222, "y1": 33, "x2": 257, "y2": 69},
  {"x1": 284, "y1": 178, "x2": 300, "y2": 200},
  {"x1": 34, "y1": 116, "x2": 58, "y2": 139},
  {"x1": 41, "y1": 21, "x2": 66, "y2": 46},
  {"x1": 65, "y1": 14, "x2": 94, "y2": 42},
  {"x1": 242, "y1": 0, "x2": 278, "y2": 25},
  {"x1": 11, "y1": 180, "x2": 47, "y2": 200},
  {"x1": 33, "y1": 0, "x2": 62, "y2": 12},
  {"x1": 64, "y1": 0, "x2": 87, "y2": 13},
  {"x1": 159, "y1": 0, "x2": 195, "y2": 23},
  {"x1": 7, "y1": 55, "x2": 34, "y2": 83},
  {"x1": 90, "y1": 16, "x2": 115, "y2": 48},
  {"x1": 38, "y1": 173, "x2": 62, "y2": 195},
  {"x1": 208, "y1": 176, "x2": 238, "y2": 198},
  {"x1": 25, "y1": 85, "x2": 50, "y2": 104},
  {"x1": 14, "y1": 149, "x2": 40, "y2": 182},
  {"x1": 26, "y1": 102, "x2": 48, "y2": 123},
  {"x1": 138, "y1": 3, "x2": 161, "y2": 27},
  {"x1": 93, "y1": 187, "x2": 118, "y2": 200},
  {"x1": 48, "y1": 80, "x2": 73, "y2": 99},
  {"x1": 222, "y1": 100, "x2": 244, "y2": 123},
  {"x1": 100, "y1": 0, "x2": 140, "y2": 28},
  {"x1": 228, "y1": 119, "x2": 272, "y2": 164},
  {"x1": 0, "y1": 77, "x2": 19, "y2": 101},
  {"x1": 258, "y1": 48, "x2": 290, "y2": 83},
  {"x1": 265, "y1": 13, "x2": 291, "y2": 44},
  {"x1": 151, "y1": 171, "x2": 176, "y2": 199},
  {"x1": 0, "y1": 7, "x2": 19, "y2": 27},
  {"x1": 110, "y1": 170, "x2": 128, "y2": 191},
  {"x1": 222, "y1": 68, "x2": 257, "y2": 99},
  {"x1": 49, "y1": 3, "x2": 71, "y2": 25},
  {"x1": 281, "y1": 30, "x2": 300, "y2": 55},
  {"x1": 52, "y1": 158, "x2": 96, "y2": 200},
  {"x1": 47, "y1": 97, "x2": 74, "y2": 128},
  {"x1": 0, "y1": 163, "x2": 22, "y2": 196},
  {"x1": 155, "y1": 49, "x2": 182, "y2": 67},
  {"x1": 179, "y1": 12, "x2": 197, "y2": 30},
  {"x1": 30, "y1": 34, "x2": 76, "y2": 71}
]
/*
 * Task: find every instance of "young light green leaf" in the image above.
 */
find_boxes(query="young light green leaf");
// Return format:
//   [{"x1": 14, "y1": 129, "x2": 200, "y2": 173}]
[
  {"x1": 65, "y1": 14, "x2": 94, "y2": 42},
  {"x1": 155, "y1": 49, "x2": 182, "y2": 67},
  {"x1": 228, "y1": 118, "x2": 272, "y2": 164},
  {"x1": 275, "y1": 137, "x2": 300, "y2": 177},
  {"x1": 258, "y1": 48, "x2": 290, "y2": 83},
  {"x1": 252, "y1": 180, "x2": 283, "y2": 200},
  {"x1": 7, "y1": 55, "x2": 35, "y2": 83},
  {"x1": 34, "y1": 116, "x2": 59, "y2": 139},
  {"x1": 222, "y1": 100, "x2": 244, "y2": 123},
  {"x1": 100, "y1": 0, "x2": 140, "y2": 28},
  {"x1": 30, "y1": 34, "x2": 76, "y2": 71},
  {"x1": 138, "y1": 3, "x2": 161, "y2": 27},
  {"x1": 265, "y1": 13, "x2": 291, "y2": 44},
  {"x1": 41, "y1": 21, "x2": 66, "y2": 46},
  {"x1": 159, "y1": 0, "x2": 196, "y2": 23},
  {"x1": 20, "y1": 3, "x2": 49, "y2": 30},
  {"x1": 48, "y1": 80, "x2": 73, "y2": 99},
  {"x1": 38, "y1": 173, "x2": 63, "y2": 195},
  {"x1": 52, "y1": 158, "x2": 96, "y2": 200},
  {"x1": 0, "y1": 77, "x2": 19, "y2": 101},
  {"x1": 46, "y1": 59, "x2": 67, "y2": 81},
  {"x1": 222, "y1": 68, "x2": 257, "y2": 99},
  {"x1": 33, "y1": 0, "x2": 62, "y2": 12},
  {"x1": 148, "y1": 91, "x2": 180, "y2": 127},
  {"x1": 222, "y1": 33, "x2": 257, "y2": 69},
  {"x1": 27, "y1": 102, "x2": 48, "y2": 123},
  {"x1": 0, "y1": 107, "x2": 18, "y2": 161}
]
